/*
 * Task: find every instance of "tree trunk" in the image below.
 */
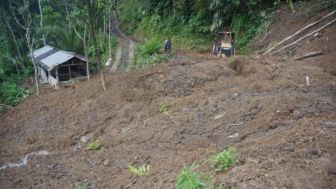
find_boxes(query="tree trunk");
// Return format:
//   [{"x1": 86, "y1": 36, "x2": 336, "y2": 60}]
[
  {"x1": 109, "y1": 14, "x2": 112, "y2": 58},
  {"x1": 64, "y1": 0, "x2": 71, "y2": 31},
  {"x1": 26, "y1": 30, "x2": 39, "y2": 96},
  {"x1": 74, "y1": 26, "x2": 90, "y2": 80},
  {"x1": 38, "y1": 0, "x2": 46, "y2": 45},
  {"x1": 86, "y1": 0, "x2": 106, "y2": 91},
  {"x1": 2, "y1": 14, "x2": 22, "y2": 60}
]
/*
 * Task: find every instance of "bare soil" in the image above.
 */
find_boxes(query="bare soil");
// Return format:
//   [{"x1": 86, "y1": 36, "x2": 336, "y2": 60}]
[{"x1": 0, "y1": 2, "x2": 335, "y2": 189}]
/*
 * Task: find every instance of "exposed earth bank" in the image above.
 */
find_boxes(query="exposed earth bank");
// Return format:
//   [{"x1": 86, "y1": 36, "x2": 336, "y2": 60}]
[{"x1": 0, "y1": 2, "x2": 336, "y2": 189}]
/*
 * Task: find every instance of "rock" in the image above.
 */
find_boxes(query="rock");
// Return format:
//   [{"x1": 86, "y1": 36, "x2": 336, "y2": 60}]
[
  {"x1": 228, "y1": 133, "x2": 239, "y2": 138},
  {"x1": 80, "y1": 136, "x2": 89, "y2": 143},
  {"x1": 213, "y1": 112, "x2": 226, "y2": 120},
  {"x1": 103, "y1": 159, "x2": 110, "y2": 166},
  {"x1": 232, "y1": 93, "x2": 240, "y2": 98},
  {"x1": 292, "y1": 110, "x2": 301, "y2": 119},
  {"x1": 269, "y1": 123, "x2": 278, "y2": 129},
  {"x1": 323, "y1": 121, "x2": 336, "y2": 127}
]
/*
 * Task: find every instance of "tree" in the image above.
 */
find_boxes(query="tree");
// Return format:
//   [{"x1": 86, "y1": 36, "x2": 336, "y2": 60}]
[
  {"x1": 74, "y1": 25, "x2": 90, "y2": 80},
  {"x1": 86, "y1": 0, "x2": 106, "y2": 91},
  {"x1": 37, "y1": 0, "x2": 46, "y2": 45},
  {"x1": 10, "y1": 0, "x2": 39, "y2": 96}
]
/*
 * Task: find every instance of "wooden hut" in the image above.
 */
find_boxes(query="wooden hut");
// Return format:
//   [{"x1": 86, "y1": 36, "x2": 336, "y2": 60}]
[{"x1": 33, "y1": 45, "x2": 92, "y2": 87}]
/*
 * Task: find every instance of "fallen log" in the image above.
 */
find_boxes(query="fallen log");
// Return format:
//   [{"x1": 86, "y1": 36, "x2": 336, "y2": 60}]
[
  {"x1": 294, "y1": 51, "x2": 323, "y2": 60},
  {"x1": 263, "y1": 10, "x2": 335, "y2": 54},
  {"x1": 272, "y1": 18, "x2": 336, "y2": 55},
  {"x1": 135, "y1": 71, "x2": 163, "y2": 78}
]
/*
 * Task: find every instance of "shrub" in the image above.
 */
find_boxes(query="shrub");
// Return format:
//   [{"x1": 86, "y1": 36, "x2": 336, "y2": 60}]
[
  {"x1": 211, "y1": 147, "x2": 237, "y2": 172},
  {"x1": 76, "y1": 182, "x2": 87, "y2": 189},
  {"x1": 177, "y1": 164, "x2": 206, "y2": 189},
  {"x1": 0, "y1": 81, "x2": 28, "y2": 106},
  {"x1": 159, "y1": 101, "x2": 171, "y2": 113},
  {"x1": 128, "y1": 164, "x2": 150, "y2": 176},
  {"x1": 86, "y1": 140, "x2": 102, "y2": 151},
  {"x1": 138, "y1": 38, "x2": 162, "y2": 56}
]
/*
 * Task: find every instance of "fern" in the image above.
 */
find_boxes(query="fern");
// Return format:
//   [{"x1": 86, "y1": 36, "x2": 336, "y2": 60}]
[
  {"x1": 128, "y1": 164, "x2": 150, "y2": 176},
  {"x1": 177, "y1": 164, "x2": 206, "y2": 189}
]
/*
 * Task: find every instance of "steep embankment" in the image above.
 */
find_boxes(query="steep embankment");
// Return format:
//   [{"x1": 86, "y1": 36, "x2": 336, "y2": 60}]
[{"x1": 0, "y1": 2, "x2": 335, "y2": 189}]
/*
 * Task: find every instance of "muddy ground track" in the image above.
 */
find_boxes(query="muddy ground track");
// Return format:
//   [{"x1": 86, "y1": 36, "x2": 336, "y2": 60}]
[{"x1": 108, "y1": 11, "x2": 136, "y2": 72}]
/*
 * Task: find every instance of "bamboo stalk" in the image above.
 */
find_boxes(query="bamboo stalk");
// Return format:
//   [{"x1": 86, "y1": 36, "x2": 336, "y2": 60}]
[
  {"x1": 272, "y1": 18, "x2": 336, "y2": 55},
  {"x1": 263, "y1": 10, "x2": 335, "y2": 54}
]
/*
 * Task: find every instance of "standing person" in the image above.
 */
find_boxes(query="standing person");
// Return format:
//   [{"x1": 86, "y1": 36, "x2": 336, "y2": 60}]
[{"x1": 164, "y1": 37, "x2": 171, "y2": 53}]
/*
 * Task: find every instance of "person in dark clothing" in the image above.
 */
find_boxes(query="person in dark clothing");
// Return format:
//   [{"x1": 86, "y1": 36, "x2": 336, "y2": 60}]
[{"x1": 164, "y1": 37, "x2": 171, "y2": 53}]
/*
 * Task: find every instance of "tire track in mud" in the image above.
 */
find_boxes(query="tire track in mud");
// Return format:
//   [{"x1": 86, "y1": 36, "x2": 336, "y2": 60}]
[{"x1": 108, "y1": 11, "x2": 137, "y2": 72}]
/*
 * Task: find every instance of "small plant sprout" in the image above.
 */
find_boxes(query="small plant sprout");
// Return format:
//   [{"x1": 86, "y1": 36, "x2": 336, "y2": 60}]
[
  {"x1": 211, "y1": 147, "x2": 237, "y2": 172},
  {"x1": 76, "y1": 182, "x2": 87, "y2": 189},
  {"x1": 86, "y1": 139, "x2": 102, "y2": 151},
  {"x1": 177, "y1": 164, "x2": 206, "y2": 189},
  {"x1": 128, "y1": 164, "x2": 150, "y2": 176},
  {"x1": 159, "y1": 101, "x2": 171, "y2": 113}
]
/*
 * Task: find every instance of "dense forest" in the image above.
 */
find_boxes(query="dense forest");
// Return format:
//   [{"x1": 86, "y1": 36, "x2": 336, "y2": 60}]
[{"x1": 0, "y1": 0, "x2": 299, "y2": 106}]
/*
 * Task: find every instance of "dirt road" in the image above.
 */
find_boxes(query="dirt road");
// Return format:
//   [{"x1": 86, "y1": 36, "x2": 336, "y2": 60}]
[{"x1": 108, "y1": 11, "x2": 136, "y2": 72}]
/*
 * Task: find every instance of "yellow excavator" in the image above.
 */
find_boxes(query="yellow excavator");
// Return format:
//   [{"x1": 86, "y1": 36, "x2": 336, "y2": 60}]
[{"x1": 212, "y1": 31, "x2": 235, "y2": 57}]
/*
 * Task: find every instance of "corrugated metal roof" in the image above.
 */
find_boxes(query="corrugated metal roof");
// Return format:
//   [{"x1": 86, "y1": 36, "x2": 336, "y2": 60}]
[
  {"x1": 33, "y1": 45, "x2": 54, "y2": 57},
  {"x1": 40, "y1": 51, "x2": 75, "y2": 71},
  {"x1": 32, "y1": 45, "x2": 90, "y2": 71}
]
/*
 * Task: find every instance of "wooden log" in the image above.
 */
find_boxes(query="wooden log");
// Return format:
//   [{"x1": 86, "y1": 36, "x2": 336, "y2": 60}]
[
  {"x1": 272, "y1": 18, "x2": 336, "y2": 55},
  {"x1": 263, "y1": 10, "x2": 335, "y2": 54},
  {"x1": 294, "y1": 51, "x2": 323, "y2": 60},
  {"x1": 136, "y1": 71, "x2": 162, "y2": 78}
]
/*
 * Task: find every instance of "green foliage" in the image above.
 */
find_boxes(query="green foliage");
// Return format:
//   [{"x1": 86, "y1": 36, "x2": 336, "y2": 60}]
[
  {"x1": 177, "y1": 164, "x2": 206, "y2": 189},
  {"x1": 135, "y1": 38, "x2": 172, "y2": 68},
  {"x1": 138, "y1": 38, "x2": 162, "y2": 56},
  {"x1": 128, "y1": 164, "x2": 150, "y2": 176},
  {"x1": 211, "y1": 147, "x2": 237, "y2": 172},
  {"x1": 43, "y1": 25, "x2": 82, "y2": 53},
  {"x1": 76, "y1": 182, "x2": 87, "y2": 189},
  {"x1": 159, "y1": 101, "x2": 171, "y2": 113},
  {"x1": 86, "y1": 140, "x2": 102, "y2": 151},
  {"x1": 0, "y1": 82, "x2": 28, "y2": 106}
]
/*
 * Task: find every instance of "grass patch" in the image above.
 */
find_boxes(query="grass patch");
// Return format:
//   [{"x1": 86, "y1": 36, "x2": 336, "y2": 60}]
[
  {"x1": 86, "y1": 140, "x2": 102, "y2": 151},
  {"x1": 159, "y1": 101, "x2": 171, "y2": 113},
  {"x1": 76, "y1": 182, "x2": 87, "y2": 189},
  {"x1": 177, "y1": 164, "x2": 206, "y2": 189},
  {"x1": 211, "y1": 147, "x2": 237, "y2": 172},
  {"x1": 128, "y1": 164, "x2": 150, "y2": 176},
  {"x1": 135, "y1": 37, "x2": 173, "y2": 69}
]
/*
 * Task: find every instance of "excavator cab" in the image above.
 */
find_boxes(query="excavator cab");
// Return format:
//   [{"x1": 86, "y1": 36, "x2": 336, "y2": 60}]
[{"x1": 212, "y1": 31, "x2": 235, "y2": 57}]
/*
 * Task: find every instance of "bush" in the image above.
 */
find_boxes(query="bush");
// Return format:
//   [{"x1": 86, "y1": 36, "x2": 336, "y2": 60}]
[
  {"x1": 211, "y1": 147, "x2": 237, "y2": 172},
  {"x1": 86, "y1": 140, "x2": 102, "y2": 151},
  {"x1": 138, "y1": 38, "x2": 162, "y2": 56},
  {"x1": 177, "y1": 164, "x2": 206, "y2": 189},
  {"x1": 0, "y1": 81, "x2": 28, "y2": 106},
  {"x1": 159, "y1": 101, "x2": 171, "y2": 113}
]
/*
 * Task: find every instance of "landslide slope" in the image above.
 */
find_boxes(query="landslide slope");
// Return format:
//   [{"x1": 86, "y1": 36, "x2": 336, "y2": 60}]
[{"x1": 0, "y1": 2, "x2": 335, "y2": 189}]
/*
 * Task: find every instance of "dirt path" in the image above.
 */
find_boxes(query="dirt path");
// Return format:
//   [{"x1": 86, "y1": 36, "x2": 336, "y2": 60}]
[{"x1": 108, "y1": 11, "x2": 137, "y2": 72}]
